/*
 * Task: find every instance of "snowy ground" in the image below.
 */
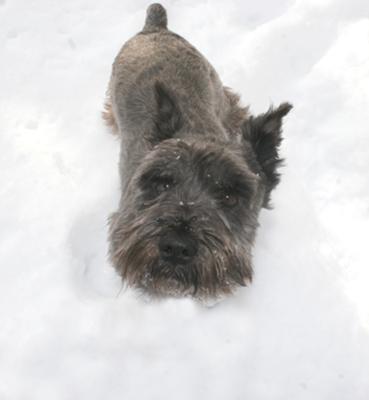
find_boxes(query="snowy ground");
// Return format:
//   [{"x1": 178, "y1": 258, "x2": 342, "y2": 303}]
[{"x1": 1, "y1": 0, "x2": 369, "y2": 399}]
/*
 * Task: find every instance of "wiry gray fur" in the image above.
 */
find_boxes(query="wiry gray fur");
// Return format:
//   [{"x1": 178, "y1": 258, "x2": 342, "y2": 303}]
[{"x1": 103, "y1": 3, "x2": 292, "y2": 300}]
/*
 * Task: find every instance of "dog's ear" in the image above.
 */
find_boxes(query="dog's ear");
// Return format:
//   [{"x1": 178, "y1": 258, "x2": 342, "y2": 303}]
[
  {"x1": 242, "y1": 103, "x2": 292, "y2": 207},
  {"x1": 153, "y1": 81, "x2": 182, "y2": 142}
]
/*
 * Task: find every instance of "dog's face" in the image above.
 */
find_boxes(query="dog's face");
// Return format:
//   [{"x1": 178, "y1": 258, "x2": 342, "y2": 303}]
[
  {"x1": 109, "y1": 139, "x2": 264, "y2": 298},
  {"x1": 109, "y1": 83, "x2": 292, "y2": 299}
]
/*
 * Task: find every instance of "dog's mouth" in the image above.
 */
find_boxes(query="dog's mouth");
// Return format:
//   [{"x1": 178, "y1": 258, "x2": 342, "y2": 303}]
[
  {"x1": 143, "y1": 257, "x2": 199, "y2": 291},
  {"x1": 135, "y1": 249, "x2": 248, "y2": 299}
]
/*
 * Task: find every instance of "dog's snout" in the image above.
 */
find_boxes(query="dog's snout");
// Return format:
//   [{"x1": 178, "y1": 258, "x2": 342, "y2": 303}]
[
  {"x1": 159, "y1": 233, "x2": 197, "y2": 265},
  {"x1": 156, "y1": 215, "x2": 196, "y2": 232}
]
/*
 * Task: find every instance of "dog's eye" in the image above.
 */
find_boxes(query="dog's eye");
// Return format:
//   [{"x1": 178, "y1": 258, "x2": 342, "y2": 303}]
[
  {"x1": 155, "y1": 178, "x2": 175, "y2": 194},
  {"x1": 222, "y1": 193, "x2": 238, "y2": 207}
]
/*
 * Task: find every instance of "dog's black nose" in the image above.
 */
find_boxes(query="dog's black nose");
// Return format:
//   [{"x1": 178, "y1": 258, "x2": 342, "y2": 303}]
[{"x1": 159, "y1": 234, "x2": 197, "y2": 265}]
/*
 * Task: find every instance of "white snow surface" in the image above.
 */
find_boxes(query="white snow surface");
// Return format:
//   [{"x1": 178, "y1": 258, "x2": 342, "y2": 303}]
[{"x1": 1, "y1": 0, "x2": 369, "y2": 399}]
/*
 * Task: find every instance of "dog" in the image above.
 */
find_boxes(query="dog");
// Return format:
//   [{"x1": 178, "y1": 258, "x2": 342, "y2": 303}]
[{"x1": 103, "y1": 3, "x2": 292, "y2": 300}]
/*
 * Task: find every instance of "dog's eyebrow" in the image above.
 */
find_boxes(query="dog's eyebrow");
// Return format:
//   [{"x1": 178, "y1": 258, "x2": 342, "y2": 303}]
[
  {"x1": 206, "y1": 164, "x2": 256, "y2": 197},
  {"x1": 138, "y1": 162, "x2": 175, "y2": 185},
  {"x1": 224, "y1": 173, "x2": 255, "y2": 195}
]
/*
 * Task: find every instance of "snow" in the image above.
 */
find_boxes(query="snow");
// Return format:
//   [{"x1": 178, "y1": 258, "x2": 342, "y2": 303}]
[{"x1": 1, "y1": 0, "x2": 369, "y2": 399}]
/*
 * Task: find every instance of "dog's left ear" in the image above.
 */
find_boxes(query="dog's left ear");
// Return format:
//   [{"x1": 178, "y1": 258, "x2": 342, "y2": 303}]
[
  {"x1": 153, "y1": 81, "x2": 182, "y2": 142},
  {"x1": 242, "y1": 102, "x2": 293, "y2": 207}
]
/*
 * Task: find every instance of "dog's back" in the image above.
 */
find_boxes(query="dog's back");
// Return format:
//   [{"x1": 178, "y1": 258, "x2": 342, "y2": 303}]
[{"x1": 104, "y1": 3, "x2": 247, "y2": 158}]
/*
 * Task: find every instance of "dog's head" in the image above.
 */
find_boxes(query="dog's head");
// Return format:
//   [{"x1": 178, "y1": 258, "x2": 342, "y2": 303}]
[{"x1": 109, "y1": 83, "x2": 292, "y2": 299}]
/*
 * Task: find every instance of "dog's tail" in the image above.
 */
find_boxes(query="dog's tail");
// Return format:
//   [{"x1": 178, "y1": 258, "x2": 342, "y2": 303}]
[{"x1": 142, "y1": 3, "x2": 168, "y2": 32}]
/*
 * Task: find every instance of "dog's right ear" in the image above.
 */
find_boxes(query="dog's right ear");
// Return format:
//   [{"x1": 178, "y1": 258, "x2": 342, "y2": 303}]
[
  {"x1": 153, "y1": 81, "x2": 182, "y2": 142},
  {"x1": 242, "y1": 103, "x2": 292, "y2": 207}
]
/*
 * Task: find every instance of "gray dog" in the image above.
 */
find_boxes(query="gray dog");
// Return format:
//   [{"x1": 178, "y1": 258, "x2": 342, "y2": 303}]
[{"x1": 103, "y1": 3, "x2": 292, "y2": 300}]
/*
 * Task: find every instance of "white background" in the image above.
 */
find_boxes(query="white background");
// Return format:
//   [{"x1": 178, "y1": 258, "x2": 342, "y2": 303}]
[{"x1": 1, "y1": 0, "x2": 369, "y2": 399}]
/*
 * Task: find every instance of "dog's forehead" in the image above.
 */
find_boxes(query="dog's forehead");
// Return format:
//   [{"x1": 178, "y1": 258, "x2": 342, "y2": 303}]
[{"x1": 140, "y1": 139, "x2": 258, "y2": 184}]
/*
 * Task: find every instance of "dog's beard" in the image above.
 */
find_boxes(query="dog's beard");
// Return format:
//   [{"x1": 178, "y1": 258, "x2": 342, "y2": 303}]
[{"x1": 109, "y1": 205, "x2": 253, "y2": 299}]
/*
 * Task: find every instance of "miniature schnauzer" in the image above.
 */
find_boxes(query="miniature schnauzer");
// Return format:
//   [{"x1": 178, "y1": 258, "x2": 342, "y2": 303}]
[{"x1": 103, "y1": 3, "x2": 292, "y2": 300}]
